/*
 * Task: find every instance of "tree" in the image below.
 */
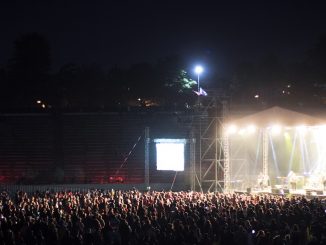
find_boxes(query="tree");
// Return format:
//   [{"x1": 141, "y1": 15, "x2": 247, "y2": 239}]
[
  {"x1": 305, "y1": 33, "x2": 326, "y2": 81},
  {"x1": 155, "y1": 56, "x2": 197, "y2": 107},
  {"x1": 7, "y1": 32, "x2": 51, "y2": 107},
  {"x1": 164, "y1": 69, "x2": 197, "y2": 93},
  {"x1": 0, "y1": 67, "x2": 9, "y2": 109},
  {"x1": 52, "y1": 63, "x2": 80, "y2": 108}
]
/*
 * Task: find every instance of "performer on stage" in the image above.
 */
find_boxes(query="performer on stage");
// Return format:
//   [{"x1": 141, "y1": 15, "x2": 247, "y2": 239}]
[
  {"x1": 257, "y1": 172, "x2": 270, "y2": 189},
  {"x1": 258, "y1": 172, "x2": 264, "y2": 189},
  {"x1": 288, "y1": 171, "x2": 297, "y2": 190},
  {"x1": 263, "y1": 174, "x2": 270, "y2": 188}
]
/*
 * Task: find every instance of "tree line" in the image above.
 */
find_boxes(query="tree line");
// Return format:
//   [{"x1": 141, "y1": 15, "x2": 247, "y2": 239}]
[{"x1": 0, "y1": 32, "x2": 325, "y2": 111}]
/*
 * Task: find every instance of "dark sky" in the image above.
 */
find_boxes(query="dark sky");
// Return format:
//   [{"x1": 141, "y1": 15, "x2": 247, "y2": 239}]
[{"x1": 1, "y1": 1, "x2": 326, "y2": 76}]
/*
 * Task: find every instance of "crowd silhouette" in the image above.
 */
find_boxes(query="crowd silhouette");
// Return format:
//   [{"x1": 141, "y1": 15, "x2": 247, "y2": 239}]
[{"x1": 0, "y1": 189, "x2": 326, "y2": 245}]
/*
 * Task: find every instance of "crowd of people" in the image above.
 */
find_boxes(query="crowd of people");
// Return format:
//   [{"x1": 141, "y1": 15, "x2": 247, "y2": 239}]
[{"x1": 0, "y1": 188, "x2": 326, "y2": 245}]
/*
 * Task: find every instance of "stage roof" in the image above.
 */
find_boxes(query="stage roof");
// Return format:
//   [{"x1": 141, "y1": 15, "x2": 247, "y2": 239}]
[{"x1": 228, "y1": 106, "x2": 324, "y2": 127}]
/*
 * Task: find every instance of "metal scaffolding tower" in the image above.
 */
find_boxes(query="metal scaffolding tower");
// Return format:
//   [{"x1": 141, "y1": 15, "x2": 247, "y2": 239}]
[{"x1": 190, "y1": 90, "x2": 228, "y2": 192}]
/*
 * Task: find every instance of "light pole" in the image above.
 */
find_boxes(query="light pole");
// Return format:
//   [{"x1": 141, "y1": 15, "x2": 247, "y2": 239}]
[{"x1": 194, "y1": 65, "x2": 203, "y2": 92}]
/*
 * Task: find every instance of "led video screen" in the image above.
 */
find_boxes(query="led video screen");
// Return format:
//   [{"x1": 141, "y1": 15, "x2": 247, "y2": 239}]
[{"x1": 154, "y1": 139, "x2": 186, "y2": 171}]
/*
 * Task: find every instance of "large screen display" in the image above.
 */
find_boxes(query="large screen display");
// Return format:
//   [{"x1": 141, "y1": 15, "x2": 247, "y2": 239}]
[{"x1": 154, "y1": 139, "x2": 186, "y2": 171}]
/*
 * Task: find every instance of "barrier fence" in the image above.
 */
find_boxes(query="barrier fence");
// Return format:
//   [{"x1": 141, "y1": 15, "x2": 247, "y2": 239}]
[{"x1": 0, "y1": 183, "x2": 188, "y2": 194}]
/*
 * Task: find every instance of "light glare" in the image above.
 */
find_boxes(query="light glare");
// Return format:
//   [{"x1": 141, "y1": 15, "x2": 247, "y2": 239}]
[
  {"x1": 194, "y1": 65, "x2": 203, "y2": 75},
  {"x1": 270, "y1": 125, "x2": 282, "y2": 135},
  {"x1": 156, "y1": 142, "x2": 185, "y2": 171},
  {"x1": 226, "y1": 125, "x2": 237, "y2": 135},
  {"x1": 296, "y1": 125, "x2": 307, "y2": 134},
  {"x1": 239, "y1": 129, "x2": 246, "y2": 135},
  {"x1": 247, "y1": 125, "x2": 256, "y2": 134}
]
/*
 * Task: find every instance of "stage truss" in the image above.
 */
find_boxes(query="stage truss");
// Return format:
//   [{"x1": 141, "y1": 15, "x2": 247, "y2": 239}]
[{"x1": 190, "y1": 91, "x2": 229, "y2": 192}]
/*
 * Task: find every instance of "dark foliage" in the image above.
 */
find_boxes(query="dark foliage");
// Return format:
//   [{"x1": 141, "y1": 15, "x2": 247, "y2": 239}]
[{"x1": 1, "y1": 32, "x2": 326, "y2": 111}]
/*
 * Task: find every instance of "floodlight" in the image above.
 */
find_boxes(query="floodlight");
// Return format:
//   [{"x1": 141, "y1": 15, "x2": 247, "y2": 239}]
[
  {"x1": 194, "y1": 65, "x2": 203, "y2": 75},
  {"x1": 247, "y1": 125, "x2": 256, "y2": 134},
  {"x1": 194, "y1": 65, "x2": 204, "y2": 94},
  {"x1": 270, "y1": 125, "x2": 282, "y2": 135},
  {"x1": 320, "y1": 125, "x2": 326, "y2": 131},
  {"x1": 315, "y1": 125, "x2": 326, "y2": 135},
  {"x1": 226, "y1": 125, "x2": 237, "y2": 135},
  {"x1": 296, "y1": 125, "x2": 307, "y2": 135}
]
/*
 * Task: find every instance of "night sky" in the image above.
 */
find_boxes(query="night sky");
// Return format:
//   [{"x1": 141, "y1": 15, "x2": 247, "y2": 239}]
[{"x1": 1, "y1": 1, "x2": 326, "y2": 78}]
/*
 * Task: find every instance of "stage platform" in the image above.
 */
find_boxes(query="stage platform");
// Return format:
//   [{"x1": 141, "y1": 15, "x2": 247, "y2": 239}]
[{"x1": 234, "y1": 187, "x2": 326, "y2": 199}]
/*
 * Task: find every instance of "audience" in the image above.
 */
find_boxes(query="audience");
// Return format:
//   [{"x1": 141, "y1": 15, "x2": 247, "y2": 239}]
[{"x1": 0, "y1": 188, "x2": 325, "y2": 244}]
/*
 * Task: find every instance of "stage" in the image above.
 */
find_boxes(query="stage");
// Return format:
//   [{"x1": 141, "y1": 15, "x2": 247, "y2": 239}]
[
  {"x1": 224, "y1": 107, "x2": 326, "y2": 194},
  {"x1": 234, "y1": 185, "x2": 326, "y2": 199}
]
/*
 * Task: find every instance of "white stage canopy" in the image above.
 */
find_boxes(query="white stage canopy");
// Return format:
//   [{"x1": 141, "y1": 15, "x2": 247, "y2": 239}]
[{"x1": 224, "y1": 106, "x2": 325, "y2": 193}]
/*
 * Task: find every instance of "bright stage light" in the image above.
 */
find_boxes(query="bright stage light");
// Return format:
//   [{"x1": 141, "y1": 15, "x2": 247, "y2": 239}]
[
  {"x1": 270, "y1": 125, "x2": 282, "y2": 135},
  {"x1": 194, "y1": 65, "x2": 203, "y2": 75},
  {"x1": 226, "y1": 125, "x2": 237, "y2": 135},
  {"x1": 247, "y1": 125, "x2": 256, "y2": 134},
  {"x1": 315, "y1": 125, "x2": 326, "y2": 138},
  {"x1": 296, "y1": 125, "x2": 307, "y2": 135},
  {"x1": 318, "y1": 125, "x2": 326, "y2": 132}
]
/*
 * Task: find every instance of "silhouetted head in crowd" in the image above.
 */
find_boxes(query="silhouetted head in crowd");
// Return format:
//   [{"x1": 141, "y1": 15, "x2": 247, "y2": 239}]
[{"x1": 0, "y1": 189, "x2": 325, "y2": 245}]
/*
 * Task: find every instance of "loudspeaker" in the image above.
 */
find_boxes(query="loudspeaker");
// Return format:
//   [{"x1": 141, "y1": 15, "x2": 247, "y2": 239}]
[
  {"x1": 272, "y1": 188, "x2": 281, "y2": 194},
  {"x1": 316, "y1": 190, "x2": 323, "y2": 195},
  {"x1": 272, "y1": 188, "x2": 288, "y2": 195}
]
